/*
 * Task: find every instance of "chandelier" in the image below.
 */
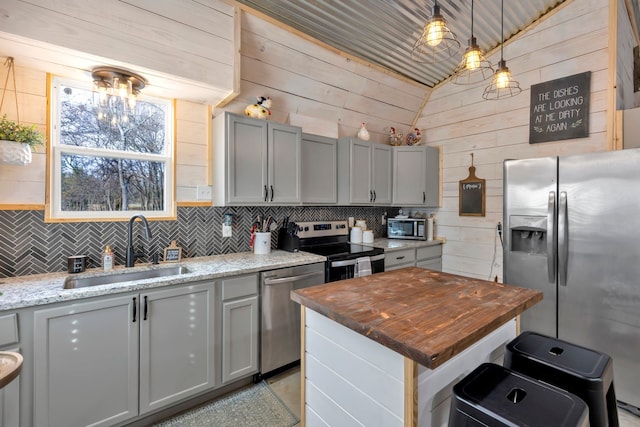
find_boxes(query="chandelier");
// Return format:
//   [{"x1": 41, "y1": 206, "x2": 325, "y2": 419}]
[{"x1": 91, "y1": 67, "x2": 147, "y2": 124}]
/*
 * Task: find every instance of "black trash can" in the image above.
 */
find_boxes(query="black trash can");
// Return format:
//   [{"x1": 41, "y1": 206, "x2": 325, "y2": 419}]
[
  {"x1": 504, "y1": 331, "x2": 619, "y2": 427},
  {"x1": 449, "y1": 363, "x2": 589, "y2": 427}
]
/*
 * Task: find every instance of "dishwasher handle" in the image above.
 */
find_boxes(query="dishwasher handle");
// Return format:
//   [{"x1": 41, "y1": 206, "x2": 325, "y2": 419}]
[{"x1": 263, "y1": 270, "x2": 324, "y2": 286}]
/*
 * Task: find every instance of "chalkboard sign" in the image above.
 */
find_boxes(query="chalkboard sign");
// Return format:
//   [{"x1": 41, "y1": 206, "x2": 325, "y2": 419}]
[
  {"x1": 459, "y1": 161, "x2": 485, "y2": 217},
  {"x1": 530, "y1": 71, "x2": 590, "y2": 144},
  {"x1": 163, "y1": 240, "x2": 182, "y2": 262}
]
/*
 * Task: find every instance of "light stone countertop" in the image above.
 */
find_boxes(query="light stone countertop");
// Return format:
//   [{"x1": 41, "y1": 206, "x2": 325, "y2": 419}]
[
  {"x1": 0, "y1": 250, "x2": 326, "y2": 312},
  {"x1": 371, "y1": 238, "x2": 444, "y2": 252}
]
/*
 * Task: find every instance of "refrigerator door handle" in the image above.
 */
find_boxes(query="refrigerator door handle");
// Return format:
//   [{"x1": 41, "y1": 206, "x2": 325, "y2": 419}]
[
  {"x1": 547, "y1": 191, "x2": 556, "y2": 283},
  {"x1": 558, "y1": 191, "x2": 568, "y2": 286}
]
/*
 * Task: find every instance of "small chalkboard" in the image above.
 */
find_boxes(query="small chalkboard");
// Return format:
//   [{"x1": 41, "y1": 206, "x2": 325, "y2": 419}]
[
  {"x1": 529, "y1": 71, "x2": 590, "y2": 144},
  {"x1": 459, "y1": 154, "x2": 485, "y2": 217},
  {"x1": 163, "y1": 240, "x2": 182, "y2": 263}
]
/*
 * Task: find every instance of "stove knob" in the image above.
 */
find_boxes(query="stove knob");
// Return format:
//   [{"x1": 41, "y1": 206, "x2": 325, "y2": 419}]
[{"x1": 304, "y1": 226, "x2": 309, "y2": 231}]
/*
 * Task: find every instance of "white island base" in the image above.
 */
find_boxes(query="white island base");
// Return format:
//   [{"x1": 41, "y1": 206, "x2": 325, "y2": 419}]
[{"x1": 301, "y1": 308, "x2": 517, "y2": 427}]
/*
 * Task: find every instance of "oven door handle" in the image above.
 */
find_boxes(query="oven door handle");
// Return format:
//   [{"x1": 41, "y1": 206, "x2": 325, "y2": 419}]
[
  {"x1": 330, "y1": 254, "x2": 384, "y2": 268},
  {"x1": 263, "y1": 271, "x2": 324, "y2": 285}
]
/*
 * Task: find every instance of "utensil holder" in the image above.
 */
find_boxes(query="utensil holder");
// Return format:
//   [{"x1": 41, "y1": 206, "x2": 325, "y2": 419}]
[{"x1": 253, "y1": 232, "x2": 272, "y2": 254}]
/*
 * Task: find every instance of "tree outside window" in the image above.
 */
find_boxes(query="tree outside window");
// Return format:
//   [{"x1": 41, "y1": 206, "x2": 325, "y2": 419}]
[{"x1": 47, "y1": 76, "x2": 175, "y2": 221}]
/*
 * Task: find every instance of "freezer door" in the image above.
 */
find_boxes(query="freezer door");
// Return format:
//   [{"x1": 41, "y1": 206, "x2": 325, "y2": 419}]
[
  {"x1": 503, "y1": 156, "x2": 557, "y2": 337},
  {"x1": 558, "y1": 149, "x2": 640, "y2": 408}
]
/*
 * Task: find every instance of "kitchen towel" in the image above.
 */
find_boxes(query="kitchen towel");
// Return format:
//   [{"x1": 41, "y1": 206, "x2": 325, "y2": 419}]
[{"x1": 355, "y1": 256, "x2": 372, "y2": 278}]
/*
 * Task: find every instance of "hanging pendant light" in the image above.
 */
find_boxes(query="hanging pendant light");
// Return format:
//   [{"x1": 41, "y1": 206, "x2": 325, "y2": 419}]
[
  {"x1": 483, "y1": 0, "x2": 521, "y2": 99},
  {"x1": 452, "y1": 0, "x2": 493, "y2": 85},
  {"x1": 411, "y1": 0, "x2": 460, "y2": 63}
]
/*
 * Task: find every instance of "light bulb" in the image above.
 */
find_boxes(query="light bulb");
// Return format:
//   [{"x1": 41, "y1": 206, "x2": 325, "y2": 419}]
[
  {"x1": 426, "y1": 20, "x2": 444, "y2": 47},
  {"x1": 465, "y1": 49, "x2": 481, "y2": 70},
  {"x1": 496, "y1": 69, "x2": 510, "y2": 89},
  {"x1": 118, "y1": 81, "x2": 128, "y2": 98},
  {"x1": 128, "y1": 93, "x2": 137, "y2": 110}
]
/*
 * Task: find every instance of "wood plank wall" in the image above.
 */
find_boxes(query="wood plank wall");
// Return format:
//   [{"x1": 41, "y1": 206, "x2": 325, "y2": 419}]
[{"x1": 416, "y1": 0, "x2": 616, "y2": 280}]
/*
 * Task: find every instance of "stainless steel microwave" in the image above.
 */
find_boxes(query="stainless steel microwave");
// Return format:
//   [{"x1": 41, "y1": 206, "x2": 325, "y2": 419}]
[{"x1": 387, "y1": 218, "x2": 427, "y2": 240}]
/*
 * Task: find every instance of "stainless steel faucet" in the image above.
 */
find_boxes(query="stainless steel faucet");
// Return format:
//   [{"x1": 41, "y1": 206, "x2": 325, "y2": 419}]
[{"x1": 126, "y1": 214, "x2": 153, "y2": 267}]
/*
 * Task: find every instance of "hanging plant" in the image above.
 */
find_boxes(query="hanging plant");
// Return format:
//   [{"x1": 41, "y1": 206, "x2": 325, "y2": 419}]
[{"x1": 0, "y1": 57, "x2": 46, "y2": 166}]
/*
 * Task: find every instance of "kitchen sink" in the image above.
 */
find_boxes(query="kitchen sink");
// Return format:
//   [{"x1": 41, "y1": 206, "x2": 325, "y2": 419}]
[{"x1": 63, "y1": 266, "x2": 190, "y2": 289}]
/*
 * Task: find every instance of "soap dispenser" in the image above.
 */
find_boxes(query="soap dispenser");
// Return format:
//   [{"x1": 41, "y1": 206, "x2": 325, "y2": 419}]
[{"x1": 102, "y1": 245, "x2": 114, "y2": 271}]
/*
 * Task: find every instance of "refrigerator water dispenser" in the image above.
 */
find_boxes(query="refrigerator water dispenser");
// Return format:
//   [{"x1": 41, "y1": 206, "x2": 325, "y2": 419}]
[{"x1": 509, "y1": 216, "x2": 548, "y2": 255}]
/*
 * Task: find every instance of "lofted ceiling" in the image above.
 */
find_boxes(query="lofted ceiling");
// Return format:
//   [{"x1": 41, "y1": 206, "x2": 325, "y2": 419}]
[{"x1": 235, "y1": 0, "x2": 568, "y2": 88}]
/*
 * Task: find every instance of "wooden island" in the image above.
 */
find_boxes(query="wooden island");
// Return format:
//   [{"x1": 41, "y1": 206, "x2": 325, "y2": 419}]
[{"x1": 291, "y1": 267, "x2": 542, "y2": 427}]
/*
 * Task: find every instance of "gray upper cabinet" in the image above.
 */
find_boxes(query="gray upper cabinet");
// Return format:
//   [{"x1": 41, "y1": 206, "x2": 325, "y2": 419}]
[
  {"x1": 139, "y1": 282, "x2": 216, "y2": 414},
  {"x1": 213, "y1": 112, "x2": 302, "y2": 205},
  {"x1": 392, "y1": 146, "x2": 440, "y2": 207},
  {"x1": 33, "y1": 295, "x2": 139, "y2": 427},
  {"x1": 301, "y1": 133, "x2": 337, "y2": 204},
  {"x1": 338, "y1": 138, "x2": 392, "y2": 205}
]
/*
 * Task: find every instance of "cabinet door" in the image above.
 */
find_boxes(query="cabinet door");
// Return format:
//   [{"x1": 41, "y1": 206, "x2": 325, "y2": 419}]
[
  {"x1": 227, "y1": 114, "x2": 269, "y2": 204},
  {"x1": 221, "y1": 295, "x2": 259, "y2": 383},
  {"x1": 268, "y1": 122, "x2": 302, "y2": 204},
  {"x1": 139, "y1": 282, "x2": 216, "y2": 414},
  {"x1": 0, "y1": 347, "x2": 19, "y2": 427},
  {"x1": 423, "y1": 146, "x2": 440, "y2": 207},
  {"x1": 301, "y1": 133, "x2": 337, "y2": 204},
  {"x1": 393, "y1": 146, "x2": 426, "y2": 205},
  {"x1": 34, "y1": 295, "x2": 139, "y2": 427},
  {"x1": 350, "y1": 139, "x2": 373, "y2": 203},
  {"x1": 372, "y1": 143, "x2": 392, "y2": 204}
]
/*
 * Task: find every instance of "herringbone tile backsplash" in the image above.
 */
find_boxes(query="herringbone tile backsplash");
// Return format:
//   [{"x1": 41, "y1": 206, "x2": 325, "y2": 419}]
[{"x1": 0, "y1": 206, "x2": 395, "y2": 278}]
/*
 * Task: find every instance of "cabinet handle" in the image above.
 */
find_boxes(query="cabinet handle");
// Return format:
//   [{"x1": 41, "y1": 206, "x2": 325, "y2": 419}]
[
  {"x1": 423, "y1": 191, "x2": 426, "y2": 203},
  {"x1": 270, "y1": 185, "x2": 274, "y2": 202},
  {"x1": 264, "y1": 185, "x2": 268, "y2": 202},
  {"x1": 369, "y1": 190, "x2": 373, "y2": 203},
  {"x1": 396, "y1": 256, "x2": 405, "y2": 260},
  {"x1": 373, "y1": 190, "x2": 376, "y2": 202},
  {"x1": 143, "y1": 296, "x2": 148, "y2": 321},
  {"x1": 132, "y1": 297, "x2": 137, "y2": 322}
]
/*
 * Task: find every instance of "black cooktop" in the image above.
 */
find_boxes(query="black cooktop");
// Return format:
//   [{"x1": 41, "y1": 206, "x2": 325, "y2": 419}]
[{"x1": 301, "y1": 242, "x2": 383, "y2": 260}]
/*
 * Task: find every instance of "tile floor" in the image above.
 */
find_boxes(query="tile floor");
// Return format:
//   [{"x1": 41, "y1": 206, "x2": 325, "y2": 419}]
[{"x1": 269, "y1": 366, "x2": 640, "y2": 427}]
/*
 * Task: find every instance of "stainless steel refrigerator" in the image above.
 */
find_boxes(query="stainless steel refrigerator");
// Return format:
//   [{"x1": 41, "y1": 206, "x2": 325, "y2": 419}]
[{"x1": 504, "y1": 149, "x2": 640, "y2": 410}]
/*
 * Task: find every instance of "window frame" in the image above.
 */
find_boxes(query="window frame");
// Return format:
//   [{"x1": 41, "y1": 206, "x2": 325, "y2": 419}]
[{"x1": 46, "y1": 75, "x2": 176, "y2": 222}]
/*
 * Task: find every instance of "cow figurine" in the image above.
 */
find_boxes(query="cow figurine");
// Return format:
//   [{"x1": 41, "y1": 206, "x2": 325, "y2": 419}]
[{"x1": 245, "y1": 96, "x2": 272, "y2": 119}]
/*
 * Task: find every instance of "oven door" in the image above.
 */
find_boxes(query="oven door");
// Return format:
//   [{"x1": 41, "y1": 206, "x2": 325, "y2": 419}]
[{"x1": 326, "y1": 254, "x2": 385, "y2": 282}]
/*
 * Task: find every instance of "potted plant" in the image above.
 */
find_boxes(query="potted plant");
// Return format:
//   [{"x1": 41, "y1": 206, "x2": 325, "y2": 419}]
[{"x1": 0, "y1": 114, "x2": 45, "y2": 166}]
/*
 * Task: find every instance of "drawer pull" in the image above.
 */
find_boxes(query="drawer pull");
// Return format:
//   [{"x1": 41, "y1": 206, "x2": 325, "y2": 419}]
[{"x1": 396, "y1": 256, "x2": 405, "y2": 260}]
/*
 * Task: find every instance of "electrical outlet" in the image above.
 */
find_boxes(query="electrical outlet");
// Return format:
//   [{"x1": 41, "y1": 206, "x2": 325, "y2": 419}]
[
  {"x1": 222, "y1": 224, "x2": 232, "y2": 238},
  {"x1": 497, "y1": 221, "x2": 502, "y2": 236},
  {"x1": 197, "y1": 185, "x2": 212, "y2": 200}
]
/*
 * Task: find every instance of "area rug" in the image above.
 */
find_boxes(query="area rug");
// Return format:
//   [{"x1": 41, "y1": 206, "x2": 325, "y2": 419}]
[{"x1": 153, "y1": 381, "x2": 299, "y2": 427}]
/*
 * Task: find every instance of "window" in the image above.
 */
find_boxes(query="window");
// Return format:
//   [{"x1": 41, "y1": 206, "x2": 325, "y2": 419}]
[{"x1": 48, "y1": 76, "x2": 175, "y2": 221}]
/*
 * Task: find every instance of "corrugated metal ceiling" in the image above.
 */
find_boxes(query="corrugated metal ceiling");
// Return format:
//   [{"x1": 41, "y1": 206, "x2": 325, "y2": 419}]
[{"x1": 236, "y1": 0, "x2": 567, "y2": 88}]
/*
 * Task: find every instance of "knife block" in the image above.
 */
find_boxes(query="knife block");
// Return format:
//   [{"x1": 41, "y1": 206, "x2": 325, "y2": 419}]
[{"x1": 277, "y1": 228, "x2": 299, "y2": 252}]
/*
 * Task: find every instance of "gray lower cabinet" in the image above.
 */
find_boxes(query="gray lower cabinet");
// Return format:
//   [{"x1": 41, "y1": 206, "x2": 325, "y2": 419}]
[
  {"x1": 220, "y1": 274, "x2": 259, "y2": 384},
  {"x1": 33, "y1": 281, "x2": 216, "y2": 427},
  {"x1": 384, "y1": 245, "x2": 443, "y2": 272},
  {"x1": 33, "y1": 294, "x2": 138, "y2": 427},
  {"x1": 139, "y1": 282, "x2": 216, "y2": 414}
]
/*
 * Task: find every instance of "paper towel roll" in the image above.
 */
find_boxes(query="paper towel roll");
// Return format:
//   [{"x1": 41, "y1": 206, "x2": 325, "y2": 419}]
[{"x1": 427, "y1": 217, "x2": 434, "y2": 241}]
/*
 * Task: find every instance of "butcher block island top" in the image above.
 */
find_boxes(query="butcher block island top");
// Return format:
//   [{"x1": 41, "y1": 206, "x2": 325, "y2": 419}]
[{"x1": 291, "y1": 266, "x2": 542, "y2": 369}]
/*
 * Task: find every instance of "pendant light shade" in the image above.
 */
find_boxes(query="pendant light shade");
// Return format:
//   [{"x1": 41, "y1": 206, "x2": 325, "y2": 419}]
[
  {"x1": 411, "y1": 1, "x2": 460, "y2": 63},
  {"x1": 483, "y1": 0, "x2": 522, "y2": 100},
  {"x1": 452, "y1": 0, "x2": 493, "y2": 85}
]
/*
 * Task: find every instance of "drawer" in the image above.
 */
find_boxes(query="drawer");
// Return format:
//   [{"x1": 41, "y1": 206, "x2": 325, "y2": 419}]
[
  {"x1": 417, "y1": 258, "x2": 442, "y2": 271},
  {"x1": 221, "y1": 274, "x2": 258, "y2": 301},
  {"x1": 385, "y1": 249, "x2": 416, "y2": 268},
  {"x1": 0, "y1": 314, "x2": 19, "y2": 347},
  {"x1": 417, "y1": 245, "x2": 442, "y2": 261}
]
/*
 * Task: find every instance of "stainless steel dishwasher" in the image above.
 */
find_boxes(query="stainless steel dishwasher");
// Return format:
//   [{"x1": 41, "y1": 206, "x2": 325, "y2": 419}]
[{"x1": 260, "y1": 262, "x2": 325, "y2": 376}]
